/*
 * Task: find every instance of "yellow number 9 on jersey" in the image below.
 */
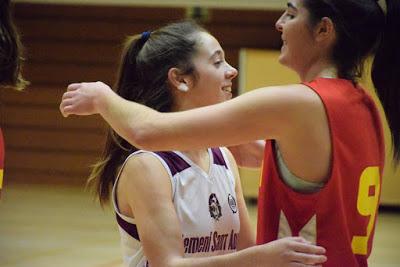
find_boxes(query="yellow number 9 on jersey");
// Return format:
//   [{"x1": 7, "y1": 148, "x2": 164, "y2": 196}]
[{"x1": 351, "y1": 166, "x2": 380, "y2": 255}]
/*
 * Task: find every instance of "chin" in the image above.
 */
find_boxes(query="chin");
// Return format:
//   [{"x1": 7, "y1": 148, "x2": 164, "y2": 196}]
[
  {"x1": 278, "y1": 53, "x2": 287, "y2": 65},
  {"x1": 224, "y1": 94, "x2": 233, "y2": 101}
]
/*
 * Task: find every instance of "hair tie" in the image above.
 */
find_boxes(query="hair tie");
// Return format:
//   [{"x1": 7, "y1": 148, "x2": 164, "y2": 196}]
[
  {"x1": 141, "y1": 31, "x2": 151, "y2": 42},
  {"x1": 376, "y1": 0, "x2": 387, "y2": 15}
]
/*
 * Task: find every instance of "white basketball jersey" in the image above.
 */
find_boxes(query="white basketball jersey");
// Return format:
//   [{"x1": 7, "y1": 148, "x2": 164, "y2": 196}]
[{"x1": 112, "y1": 148, "x2": 240, "y2": 267}]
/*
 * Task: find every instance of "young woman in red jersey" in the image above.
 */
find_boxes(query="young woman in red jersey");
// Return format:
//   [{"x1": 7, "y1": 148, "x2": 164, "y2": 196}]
[
  {"x1": 60, "y1": 0, "x2": 400, "y2": 266},
  {"x1": 0, "y1": 0, "x2": 28, "y2": 198}
]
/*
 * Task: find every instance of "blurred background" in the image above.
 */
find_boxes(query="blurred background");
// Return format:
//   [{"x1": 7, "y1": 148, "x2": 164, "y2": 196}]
[{"x1": 1, "y1": 1, "x2": 399, "y2": 266}]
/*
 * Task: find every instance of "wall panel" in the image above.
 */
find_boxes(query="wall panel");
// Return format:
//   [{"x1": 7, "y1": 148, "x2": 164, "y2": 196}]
[{"x1": 2, "y1": 3, "x2": 282, "y2": 184}]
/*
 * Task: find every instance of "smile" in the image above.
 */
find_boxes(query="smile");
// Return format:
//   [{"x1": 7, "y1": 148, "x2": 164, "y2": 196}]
[{"x1": 222, "y1": 86, "x2": 232, "y2": 93}]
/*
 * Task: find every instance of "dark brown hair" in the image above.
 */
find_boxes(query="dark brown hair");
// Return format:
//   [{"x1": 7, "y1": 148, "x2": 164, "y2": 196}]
[
  {"x1": 88, "y1": 20, "x2": 206, "y2": 205},
  {"x1": 0, "y1": 0, "x2": 28, "y2": 90},
  {"x1": 304, "y1": 0, "x2": 400, "y2": 162}
]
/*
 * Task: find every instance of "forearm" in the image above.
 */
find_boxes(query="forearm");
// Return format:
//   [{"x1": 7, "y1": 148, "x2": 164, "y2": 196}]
[
  {"x1": 168, "y1": 245, "x2": 265, "y2": 267},
  {"x1": 95, "y1": 87, "x2": 161, "y2": 149},
  {"x1": 93, "y1": 87, "x2": 236, "y2": 151}
]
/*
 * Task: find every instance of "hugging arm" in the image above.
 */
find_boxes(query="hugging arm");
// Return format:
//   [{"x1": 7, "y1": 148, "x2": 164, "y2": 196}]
[{"x1": 60, "y1": 81, "x2": 319, "y2": 152}]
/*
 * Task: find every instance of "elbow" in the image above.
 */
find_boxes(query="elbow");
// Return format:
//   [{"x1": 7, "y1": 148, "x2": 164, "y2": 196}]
[
  {"x1": 126, "y1": 128, "x2": 149, "y2": 150},
  {"x1": 126, "y1": 125, "x2": 157, "y2": 151}
]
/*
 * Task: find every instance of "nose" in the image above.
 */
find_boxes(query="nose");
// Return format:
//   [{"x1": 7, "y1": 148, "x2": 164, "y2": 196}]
[
  {"x1": 275, "y1": 15, "x2": 284, "y2": 32},
  {"x1": 226, "y1": 64, "x2": 238, "y2": 80}
]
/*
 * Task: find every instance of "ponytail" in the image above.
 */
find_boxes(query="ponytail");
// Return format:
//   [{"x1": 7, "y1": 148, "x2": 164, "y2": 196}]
[
  {"x1": 372, "y1": 0, "x2": 400, "y2": 162},
  {"x1": 87, "y1": 36, "x2": 145, "y2": 206}
]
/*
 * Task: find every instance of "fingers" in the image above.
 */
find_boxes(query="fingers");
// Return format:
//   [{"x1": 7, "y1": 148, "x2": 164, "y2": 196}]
[
  {"x1": 291, "y1": 252, "x2": 327, "y2": 265},
  {"x1": 67, "y1": 83, "x2": 81, "y2": 91},
  {"x1": 285, "y1": 236, "x2": 308, "y2": 243},
  {"x1": 285, "y1": 238, "x2": 327, "y2": 265},
  {"x1": 61, "y1": 105, "x2": 75, "y2": 117},
  {"x1": 59, "y1": 102, "x2": 71, "y2": 117},
  {"x1": 62, "y1": 91, "x2": 74, "y2": 101},
  {"x1": 60, "y1": 91, "x2": 75, "y2": 117},
  {"x1": 290, "y1": 241, "x2": 326, "y2": 255}
]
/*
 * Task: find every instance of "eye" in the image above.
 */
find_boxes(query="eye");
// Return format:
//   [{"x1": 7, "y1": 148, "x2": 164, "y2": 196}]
[
  {"x1": 283, "y1": 9, "x2": 295, "y2": 19},
  {"x1": 286, "y1": 13, "x2": 295, "y2": 19},
  {"x1": 214, "y1": 60, "x2": 223, "y2": 67}
]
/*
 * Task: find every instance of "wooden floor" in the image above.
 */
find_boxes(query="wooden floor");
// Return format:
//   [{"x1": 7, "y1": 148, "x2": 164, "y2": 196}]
[{"x1": 0, "y1": 183, "x2": 399, "y2": 267}]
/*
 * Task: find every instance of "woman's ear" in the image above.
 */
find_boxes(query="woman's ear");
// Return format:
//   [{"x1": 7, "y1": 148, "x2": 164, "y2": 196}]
[
  {"x1": 168, "y1": 68, "x2": 190, "y2": 93},
  {"x1": 314, "y1": 17, "x2": 336, "y2": 44}
]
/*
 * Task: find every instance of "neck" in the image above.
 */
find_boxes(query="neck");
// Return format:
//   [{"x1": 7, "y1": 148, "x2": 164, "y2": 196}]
[
  {"x1": 181, "y1": 149, "x2": 209, "y2": 159},
  {"x1": 299, "y1": 60, "x2": 338, "y2": 82},
  {"x1": 171, "y1": 98, "x2": 197, "y2": 113},
  {"x1": 181, "y1": 149, "x2": 210, "y2": 173}
]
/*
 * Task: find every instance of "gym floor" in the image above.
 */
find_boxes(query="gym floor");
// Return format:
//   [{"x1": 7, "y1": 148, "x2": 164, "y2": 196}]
[{"x1": 1, "y1": 183, "x2": 399, "y2": 267}]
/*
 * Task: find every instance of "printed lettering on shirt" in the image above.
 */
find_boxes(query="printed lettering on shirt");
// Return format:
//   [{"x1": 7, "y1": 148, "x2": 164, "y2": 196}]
[{"x1": 183, "y1": 230, "x2": 239, "y2": 254}]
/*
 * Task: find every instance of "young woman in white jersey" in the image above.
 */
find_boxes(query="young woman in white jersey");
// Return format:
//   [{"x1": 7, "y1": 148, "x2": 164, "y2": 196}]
[{"x1": 82, "y1": 21, "x2": 326, "y2": 267}]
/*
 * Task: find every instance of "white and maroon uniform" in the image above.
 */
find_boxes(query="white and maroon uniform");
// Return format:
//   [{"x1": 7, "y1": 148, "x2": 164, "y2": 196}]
[{"x1": 112, "y1": 148, "x2": 240, "y2": 267}]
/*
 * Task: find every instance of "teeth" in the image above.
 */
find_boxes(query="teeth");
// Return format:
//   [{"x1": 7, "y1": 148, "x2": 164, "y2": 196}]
[{"x1": 222, "y1": 86, "x2": 232, "y2": 92}]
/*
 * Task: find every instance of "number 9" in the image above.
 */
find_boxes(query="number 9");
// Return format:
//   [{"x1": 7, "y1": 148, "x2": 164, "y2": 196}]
[{"x1": 351, "y1": 166, "x2": 380, "y2": 255}]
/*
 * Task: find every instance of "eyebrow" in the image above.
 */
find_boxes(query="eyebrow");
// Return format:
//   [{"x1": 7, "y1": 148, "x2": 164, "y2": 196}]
[
  {"x1": 209, "y1": 50, "x2": 224, "y2": 60},
  {"x1": 287, "y1": 2, "x2": 298, "y2": 11}
]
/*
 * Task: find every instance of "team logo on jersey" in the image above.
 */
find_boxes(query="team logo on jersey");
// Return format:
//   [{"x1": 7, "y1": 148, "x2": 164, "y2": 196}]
[
  {"x1": 228, "y1": 194, "x2": 237, "y2": 214},
  {"x1": 209, "y1": 193, "x2": 222, "y2": 221}
]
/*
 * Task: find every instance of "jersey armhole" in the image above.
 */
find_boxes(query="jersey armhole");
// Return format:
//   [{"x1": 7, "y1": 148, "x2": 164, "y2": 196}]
[{"x1": 112, "y1": 150, "x2": 176, "y2": 224}]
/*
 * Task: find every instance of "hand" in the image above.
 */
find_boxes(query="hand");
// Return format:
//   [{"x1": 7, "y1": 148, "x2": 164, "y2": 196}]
[
  {"x1": 259, "y1": 236, "x2": 327, "y2": 267},
  {"x1": 59, "y1": 81, "x2": 112, "y2": 117}
]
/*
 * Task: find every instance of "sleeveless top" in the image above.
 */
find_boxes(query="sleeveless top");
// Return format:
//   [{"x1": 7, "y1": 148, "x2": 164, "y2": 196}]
[
  {"x1": 113, "y1": 148, "x2": 241, "y2": 267},
  {"x1": 257, "y1": 78, "x2": 385, "y2": 267}
]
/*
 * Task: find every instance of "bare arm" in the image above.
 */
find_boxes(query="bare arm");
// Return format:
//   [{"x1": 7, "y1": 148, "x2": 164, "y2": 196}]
[
  {"x1": 118, "y1": 153, "x2": 327, "y2": 267},
  {"x1": 60, "y1": 82, "x2": 319, "y2": 152},
  {"x1": 228, "y1": 140, "x2": 265, "y2": 169},
  {"x1": 222, "y1": 147, "x2": 255, "y2": 249}
]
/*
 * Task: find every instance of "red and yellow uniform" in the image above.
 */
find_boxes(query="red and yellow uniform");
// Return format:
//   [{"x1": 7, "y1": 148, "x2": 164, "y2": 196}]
[
  {"x1": 0, "y1": 128, "x2": 4, "y2": 198},
  {"x1": 257, "y1": 78, "x2": 385, "y2": 267}
]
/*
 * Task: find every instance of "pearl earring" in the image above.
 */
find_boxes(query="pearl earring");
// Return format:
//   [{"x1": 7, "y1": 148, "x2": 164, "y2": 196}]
[{"x1": 178, "y1": 83, "x2": 189, "y2": 92}]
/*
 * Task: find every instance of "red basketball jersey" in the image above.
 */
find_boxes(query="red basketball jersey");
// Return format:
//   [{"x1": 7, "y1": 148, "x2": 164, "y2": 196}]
[{"x1": 257, "y1": 78, "x2": 385, "y2": 267}]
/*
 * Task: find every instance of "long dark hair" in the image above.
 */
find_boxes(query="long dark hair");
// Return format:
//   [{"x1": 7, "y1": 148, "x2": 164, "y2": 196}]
[
  {"x1": 303, "y1": 0, "x2": 400, "y2": 162},
  {"x1": 89, "y1": 21, "x2": 206, "y2": 205},
  {"x1": 0, "y1": 0, "x2": 28, "y2": 90}
]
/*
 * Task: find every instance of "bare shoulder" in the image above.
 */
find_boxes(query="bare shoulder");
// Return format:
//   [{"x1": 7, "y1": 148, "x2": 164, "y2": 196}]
[
  {"x1": 119, "y1": 152, "x2": 171, "y2": 194},
  {"x1": 235, "y1": 83, "x2": 324, "y2": 122},
  {"x1": 244, "y1": 84, "x2": 325, "y2": 137},
  {"x1": 252, "y1": 83, "x2": 323, "y2": 106}
]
